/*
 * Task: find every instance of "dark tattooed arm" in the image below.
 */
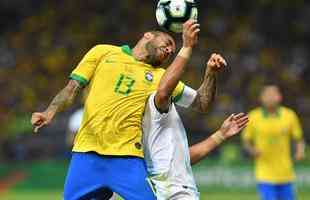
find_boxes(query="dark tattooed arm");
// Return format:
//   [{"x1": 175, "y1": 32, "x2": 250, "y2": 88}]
[
  {"x1": 46, "y1": 80, "x2": 81, "y2": 114},
  {"x1": 191, "y1": 68, "x2": 217, "y2": 113},
  {"x1": 31, "y1": 80, "x2": 82, "y2": 132},
  {"x1": 191, "y1": 53, "x2": 226, "y2": 113}
]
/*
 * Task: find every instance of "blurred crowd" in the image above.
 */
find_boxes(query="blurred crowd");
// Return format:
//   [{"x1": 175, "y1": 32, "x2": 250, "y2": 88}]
[{"x1": 1, "y1": 0, "x2": 310, "y2": 162}]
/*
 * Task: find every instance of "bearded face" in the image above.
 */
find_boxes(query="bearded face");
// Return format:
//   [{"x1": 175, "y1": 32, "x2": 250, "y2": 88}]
[
  {"x1": 144, "y1": 40, "x2": 163, "y2": 66},
  {"x1": 143, "y1": 33, "x2": 175, "y2": 67}
]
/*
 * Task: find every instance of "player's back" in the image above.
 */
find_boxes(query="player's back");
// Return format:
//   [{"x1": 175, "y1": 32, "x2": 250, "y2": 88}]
[{"x1": 142, "y1": 93, "x2": 198, "y2": 198}]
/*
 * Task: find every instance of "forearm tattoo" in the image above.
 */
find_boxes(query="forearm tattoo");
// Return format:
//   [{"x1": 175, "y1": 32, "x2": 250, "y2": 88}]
[
  {"x1": 192, "y1": 70, "x2": 217, "y2": 112},
  {"x1": 46, "y1": 80, "x2": 81, "y2": 114}
]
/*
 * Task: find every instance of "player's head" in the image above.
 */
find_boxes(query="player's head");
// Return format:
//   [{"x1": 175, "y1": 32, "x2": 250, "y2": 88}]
[
  {"x1": 260, "y1": 84, "x2": 283, "y2": 109},
  {"x1": 139, "y1": 31, "x2": 176, "y2": 66}
]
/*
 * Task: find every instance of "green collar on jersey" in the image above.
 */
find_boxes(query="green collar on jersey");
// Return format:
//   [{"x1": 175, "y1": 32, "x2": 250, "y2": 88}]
[
  {"x1": 121, "y1": 45, "x2": 132, "y2": 56},
  {"x1": 261, "y1": 106, "x2": 281, "y2": 118}
]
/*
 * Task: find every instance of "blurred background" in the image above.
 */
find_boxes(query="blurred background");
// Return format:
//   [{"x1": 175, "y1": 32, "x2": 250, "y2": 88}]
[{"x1": 1, "y1": 0, "x2": 310, "y2": 199}]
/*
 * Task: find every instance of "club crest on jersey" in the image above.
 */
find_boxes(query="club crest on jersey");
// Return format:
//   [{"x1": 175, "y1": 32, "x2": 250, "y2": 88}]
[{"x1": 145, "y1": 72, "x2": 153, "y2": 82}]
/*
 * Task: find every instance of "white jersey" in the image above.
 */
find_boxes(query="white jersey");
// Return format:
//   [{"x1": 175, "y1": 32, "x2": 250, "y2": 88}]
[{"x1": 142, "y1": 86, "x2": 199, "y2": 200}]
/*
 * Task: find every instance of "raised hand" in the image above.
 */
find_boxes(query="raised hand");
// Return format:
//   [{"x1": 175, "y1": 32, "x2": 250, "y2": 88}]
[
  {"x1": 207, "y1": 53, "x2": 227, "y2": 72},
  {"x1": 31, "y1": 112, "x2": 52, "y2": 133},
  {"x1": 182, "y1": 19, "x2": 200, "y2": 48},
  {"x1": 219, "y1": 113, "x2": 249, "y2": 139}
]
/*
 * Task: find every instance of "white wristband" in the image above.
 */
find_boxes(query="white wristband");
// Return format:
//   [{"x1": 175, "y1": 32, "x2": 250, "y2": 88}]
[
  {"x1": 211, "y1": 131, "x2": 225, "y2": 145},
  {"x1": 177, "y1": 47, "x2": 192, "y2": 59}
]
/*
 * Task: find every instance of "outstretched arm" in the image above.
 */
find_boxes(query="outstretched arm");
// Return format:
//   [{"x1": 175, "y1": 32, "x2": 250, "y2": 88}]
[
  {"x1": 190, "y1": 54, "x2": 227, "y2": 113},
  {"x1": 155, "y1": 20, "x2": 200, "y2": 112},
  {"x1": 31, "y1": 80, "x2": 81, "y2": 132},
  {"x1": 190, "y1": 113, "x2": 249, "y2": 165}
]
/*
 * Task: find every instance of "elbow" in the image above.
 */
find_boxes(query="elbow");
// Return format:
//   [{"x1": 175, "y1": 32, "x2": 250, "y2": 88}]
[
  {"x1": 199, "y1": 100, "x2": 214, "y2": 113},
  {"x1": 156, "y1": 89, "x2": 170, "y2": 105},
  {"x1": 199, "y1": 105, "x2": 209, "y2": 113}
]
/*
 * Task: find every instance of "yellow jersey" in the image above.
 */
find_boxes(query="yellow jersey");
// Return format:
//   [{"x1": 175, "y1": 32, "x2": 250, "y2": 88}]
[
  {"x1": 69, "y1": 45, "x2": 185, "y2": 158},
  {"x1": 242, "y1": 106, "x2": 303, "y2": 183}
]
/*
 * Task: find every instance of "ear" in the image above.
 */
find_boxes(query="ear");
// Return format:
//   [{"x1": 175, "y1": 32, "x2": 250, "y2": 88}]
[{"x1": 144, "y1": 32, "x2": 155, "y2": 40}]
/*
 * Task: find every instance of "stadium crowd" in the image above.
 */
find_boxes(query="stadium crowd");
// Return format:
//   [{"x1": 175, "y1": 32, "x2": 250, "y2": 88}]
[{"x1": 1, "y1": 0, "x2": 310, "y2": 161}]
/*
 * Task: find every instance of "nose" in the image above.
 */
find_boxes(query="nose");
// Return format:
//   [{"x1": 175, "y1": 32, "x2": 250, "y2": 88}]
[{"x1": 164, "y1": 46, "x2": 172, "y2": 55}]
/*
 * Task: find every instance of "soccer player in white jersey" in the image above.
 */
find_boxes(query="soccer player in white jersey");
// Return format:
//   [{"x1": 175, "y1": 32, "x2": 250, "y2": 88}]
[{"x1": 142, "y1": 23, "x2": 249, "y2": 199}]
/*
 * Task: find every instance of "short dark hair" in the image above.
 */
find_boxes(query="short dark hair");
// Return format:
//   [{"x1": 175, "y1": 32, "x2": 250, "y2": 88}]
[
  {"x1": 149, "y1": 30, "x2": 163, "y2": 36},
  {"x1": 149, "y1": 30, "x2": 173, "y2": 39}
]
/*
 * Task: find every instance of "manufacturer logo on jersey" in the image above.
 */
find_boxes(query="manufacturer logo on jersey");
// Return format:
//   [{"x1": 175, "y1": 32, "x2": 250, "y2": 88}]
[
  {"x1": 145, "y1": 72, "x2": 153, "y2": 82},
  {"x1": 135, "y1": 142, "x2": 142, "y2": 150}
]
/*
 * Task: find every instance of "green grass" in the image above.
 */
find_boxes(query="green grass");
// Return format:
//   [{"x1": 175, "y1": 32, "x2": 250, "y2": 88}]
[
  {"x1": 2, "y1": 191, "x2": 310, "y2": 200},
  {"x1": 1, "y1": 160, "x2": 310, "y2": 199},
  {"x1": 2, "y1": 191, "x2": 62, "y2": 200}
]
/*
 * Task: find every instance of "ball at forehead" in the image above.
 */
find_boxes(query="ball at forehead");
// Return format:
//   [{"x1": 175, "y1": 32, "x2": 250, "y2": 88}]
[{"x1": 156, "y1": 0, "x2": 198, "y2": 33}]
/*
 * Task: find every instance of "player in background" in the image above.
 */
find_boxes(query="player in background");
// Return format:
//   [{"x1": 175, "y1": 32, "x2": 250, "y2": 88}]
[
  {"x1": 31, "y1": 19, "x2": 201, "y2": 200},
  {"x1": 242, "y1": 84, "x2": 306, "y2": 200},
  {"x1": 67, "y1": 108, "x2": 83, "y2": 148},
  {"x1": 142, "y1": 34, "x2": 249, "y2": 199}
]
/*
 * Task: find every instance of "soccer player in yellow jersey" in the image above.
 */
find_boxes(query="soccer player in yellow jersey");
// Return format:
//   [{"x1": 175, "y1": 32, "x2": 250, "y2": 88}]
[
  {"x1": 30, "y1": 20, "x2": 218, "y2": 200},
  {"x1": 242, "y1": 84, "x2": 306, "y2": 200}
]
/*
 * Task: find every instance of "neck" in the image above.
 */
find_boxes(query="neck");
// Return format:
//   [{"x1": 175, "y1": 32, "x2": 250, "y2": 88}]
[
  {"x1": 265, "y1": 106, "x2": 278, "y2": 114},
  {"x1": 132, "y1": 43, "x2": 148, "y2": 62}
]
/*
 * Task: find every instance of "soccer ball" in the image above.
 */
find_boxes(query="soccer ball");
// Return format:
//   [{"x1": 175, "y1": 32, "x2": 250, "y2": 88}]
[{"x1": 156, "y1": 0, "x2": 198, "y2": 33}]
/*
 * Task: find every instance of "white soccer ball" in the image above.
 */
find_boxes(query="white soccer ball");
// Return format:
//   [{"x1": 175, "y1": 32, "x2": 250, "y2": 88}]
[{"x1": 156, "y1": 0, "x2": 198, "y2": 33}]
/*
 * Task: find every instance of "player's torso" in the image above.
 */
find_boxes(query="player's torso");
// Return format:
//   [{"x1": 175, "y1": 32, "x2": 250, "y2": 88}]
[
  {"x1": 253, "y1": 107, "x2": 292, "y2": 154},
  {"x1": 251, "y1": 107, "x2": 295, "y2": 182},
  {"x1": 142, "y1": 103, "x2": 196, "y2": 188},
  {"x1": 75, "y1": 46, "x2": 165, "y2": 157}
]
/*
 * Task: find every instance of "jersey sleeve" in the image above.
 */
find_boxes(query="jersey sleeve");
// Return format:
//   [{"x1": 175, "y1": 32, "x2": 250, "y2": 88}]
[
  {"x1": 172, "y1": 81, "x2": 185, "y2": 103},
  {"x1": 175, "y1": 85, "x2": 197, "y2": 108},
  {"x1": 70, "y1": 45, "x2": 109, "y2": 87},
  {"x1": 290, "y1": 111, "x2": 303, "y2": 141},
  {"x1": 242, "y1": 112, "x2": 255, "y2": 142},
  {"x1": 147, "y1": 92, "x2": 171, "y2": 122}
]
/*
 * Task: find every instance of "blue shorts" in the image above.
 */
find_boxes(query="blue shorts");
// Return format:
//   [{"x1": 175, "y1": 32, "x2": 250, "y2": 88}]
[
  {"x1": 64, "y1": 152, "x2": 156, "y2": 200},
  {"x1": 257, "y1": 182, "x2": 295, "y2": 200}
]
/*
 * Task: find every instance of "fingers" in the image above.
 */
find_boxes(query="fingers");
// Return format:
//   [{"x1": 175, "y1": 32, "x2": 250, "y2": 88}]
[
  {"x1": 230, "y1": 112, "x2": 249, "y2": 129},
  {"x1": 33, "y1": 121, "x2": 49, "y2": 133},
  {"x1": 189, "y1": 23, "x2": 200, "y2": 37},
  {"x1": 207, "y1": 53, "x2": 227, "y2": 71},
  {"x1": 235, "y1": 114, "x2": 249, "y2": 123},
  {"x1": 183, "y1": 19, "x2": 197, "y2": 29},
  {"x1": 237, "y1": 123, "x2": 248, "y2": 131},
  {"x1": 34, "y1": 125, "x2": 41, "y2": 133},
  {"x1": 226, "y1": 113, "x2": 235, "y2": 122},
  {"x1": 230, "y1": 116, "x2": 248, "y2": 136},
  {"x1": 232, "y1": 113, "x2": 246, "y2": 120},
  {"x1": 31, "y1": 113, "x2": 40, "y2": 125},
  {"x1": 182, "y1": 19, "x2": 200, "y2": 47},
  {"x1": 31, "y1": 112, "x2": 45, "y2": 124},
  {"x1": 33, "y1": 122, "x2": 43, "y2": 133},
  {"x1": 238, "y1": 118, "x2": 249, "y2": 128},
  {"x1": 31, "y1": 112, "x2": 48, "y2": 133},
  {"x1": 235, "y1": 115, "x2": 249, "y2": 128},
  {"x1": 183, "y1": 19, "x2": 199, "y2": 34}
]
